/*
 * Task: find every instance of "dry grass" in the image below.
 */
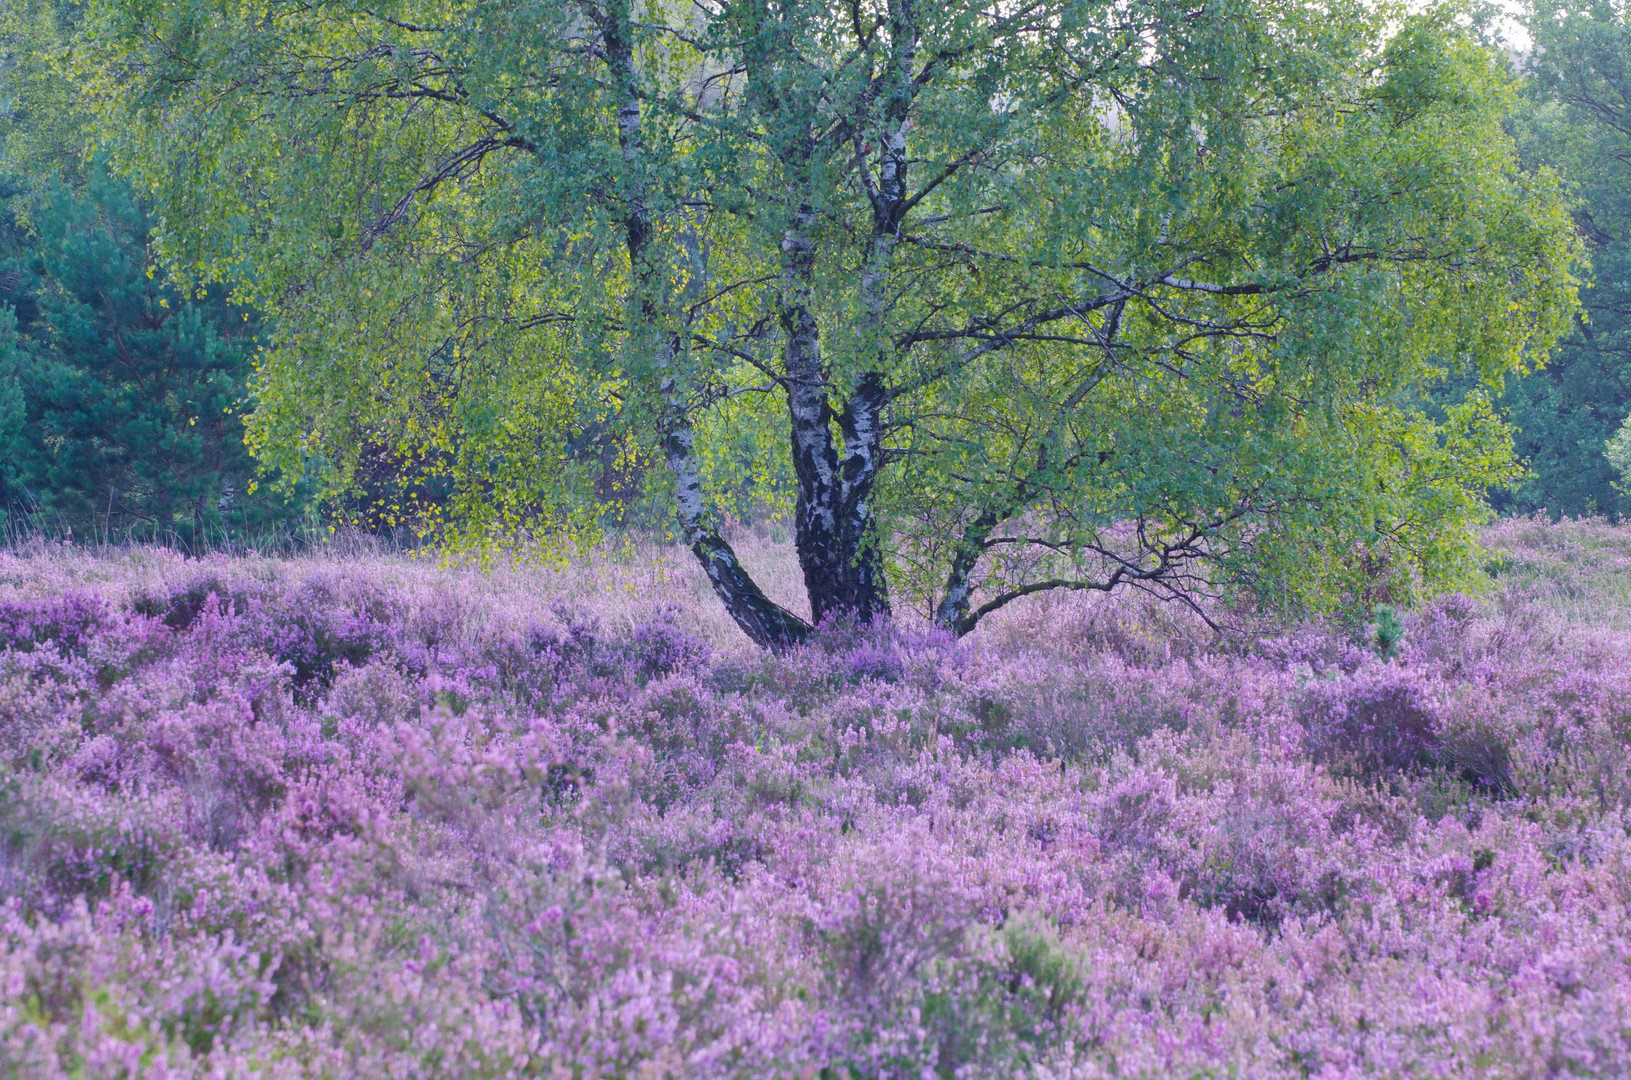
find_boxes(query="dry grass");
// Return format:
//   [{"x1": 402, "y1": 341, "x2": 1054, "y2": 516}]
[{"x1": 7, "y1": 515, "x2": 1631, "y2": 652}]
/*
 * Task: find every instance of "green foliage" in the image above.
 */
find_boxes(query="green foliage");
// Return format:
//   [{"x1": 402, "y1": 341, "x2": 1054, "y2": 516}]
[
  {"x1": 0, "y1": 306, "x2": 23, "y2": 519},
  {"x1": 1506, "y1": 3, "x2": 1631, "y2": 517},
  {"x1": 0, "y1": 0, "x2": 89, "y2": 201},
  {"x1": 1610, "y1": 412, "x2": 1631, "y2": 495},
  {"x1": 78, "y1": 0, "x2": 1581, "y2": 622}
]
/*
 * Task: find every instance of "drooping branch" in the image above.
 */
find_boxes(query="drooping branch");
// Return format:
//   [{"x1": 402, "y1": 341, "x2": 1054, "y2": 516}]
[
  {"x1": 360, "y1": 133, "x2": 528, "y2": 250},
  {"x1": 936, "y1": 510, "x2": 1254, "y2": 638}
]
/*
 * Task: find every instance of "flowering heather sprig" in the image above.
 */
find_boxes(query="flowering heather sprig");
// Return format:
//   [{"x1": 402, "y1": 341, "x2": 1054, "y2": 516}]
[{"x1": 1, "y1": 524, "x2": 1631, "y2": 1076}]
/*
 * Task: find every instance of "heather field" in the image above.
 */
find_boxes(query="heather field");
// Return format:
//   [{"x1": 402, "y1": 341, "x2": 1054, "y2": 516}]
[{"x1": 3, "y1": 521, "x2": 1631, "y2": 1078}]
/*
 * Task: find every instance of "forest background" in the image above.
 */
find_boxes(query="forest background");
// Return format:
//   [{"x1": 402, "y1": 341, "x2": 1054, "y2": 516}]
[{"x1": 4, "y1": 0, "x2": 1631, "y2": 640}]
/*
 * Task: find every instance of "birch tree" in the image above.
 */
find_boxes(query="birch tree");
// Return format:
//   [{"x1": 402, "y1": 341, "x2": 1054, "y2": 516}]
[{"x1": 84, "y1": 0, "x2": 1579, "y2": 643}]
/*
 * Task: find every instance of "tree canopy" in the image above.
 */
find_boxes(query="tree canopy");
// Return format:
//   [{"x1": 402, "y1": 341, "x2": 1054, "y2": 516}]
[
  {"x1": 81, "y1": 0, "x2": 1580, "y2": 643},
  {"x1": 1500, "y1": 0, "x2": 1631, "y2": 517}
]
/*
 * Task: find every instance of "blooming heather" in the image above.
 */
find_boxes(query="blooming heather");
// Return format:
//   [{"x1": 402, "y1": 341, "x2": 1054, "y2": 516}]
[{"x1": 2, "y1": 523, "x2": 1631, "y2": 1077}]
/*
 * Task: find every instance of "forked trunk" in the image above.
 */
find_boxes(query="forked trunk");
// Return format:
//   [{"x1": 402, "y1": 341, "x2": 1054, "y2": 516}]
[{"x1": 781, "y1": 206, "x2": 892, "y2": 628}]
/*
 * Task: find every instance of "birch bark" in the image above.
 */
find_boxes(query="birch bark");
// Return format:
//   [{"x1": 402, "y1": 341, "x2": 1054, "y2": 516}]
[{"x1": 603, "y1": 1, "x2": 809, "y2": 647}]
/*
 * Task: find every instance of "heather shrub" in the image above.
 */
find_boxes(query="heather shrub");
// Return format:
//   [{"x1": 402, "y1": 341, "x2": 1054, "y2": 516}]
[
  {"x1": 321, "y1": 657, "x2": 421, "y2": 732},
  {"x1": 254, "y1": 575, "x2": 396, "y2": 693},
  {"x1": 632, "y1": 607, "x2": 712, "y2": 679},
  {"x1": 1, "y1": 527, "x2": 1630, "y2": 1076},
  {"x1": 0, "y1": 591, "x2": 106, "y2": 654},
  {"x1": 131, "y1": 569, "x2": 259, "y2": 630},
  {"x1": 0, "y1": 774, "x2": 179, "y2": 917},
  {"x1": 910, "y1": 912, "x2": 1093, "y2": 1077},
  {"x1": 1297, "y1": 662, "x2": 1443, "y2": 775}
]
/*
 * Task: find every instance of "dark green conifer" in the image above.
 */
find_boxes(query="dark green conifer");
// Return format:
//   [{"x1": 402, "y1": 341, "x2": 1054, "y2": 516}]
[{"x1": 1, "y1": 169, "x2": 307, "y2": 541}]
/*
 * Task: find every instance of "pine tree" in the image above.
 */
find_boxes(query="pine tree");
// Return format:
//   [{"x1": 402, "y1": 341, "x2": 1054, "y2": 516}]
[{"x1": 2, "y1": 168, "x2": 304, "y2": 542}]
